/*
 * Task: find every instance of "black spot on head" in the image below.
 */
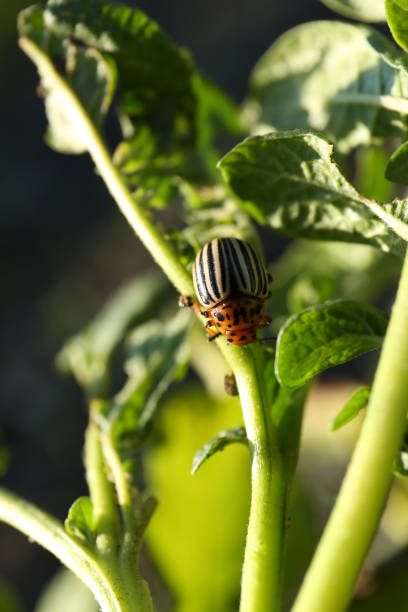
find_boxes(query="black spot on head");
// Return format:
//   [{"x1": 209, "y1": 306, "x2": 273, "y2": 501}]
[
  {"x1": 233, "y1": 309, "x2": 240, "y2": 324},
  {"x1": 216, "y1": 312, "x2": 225, "y2": 321},
  {"x1": 229, "y1": 331, "x2": 236, "y2": 337},
  {"x1": 239, "y1": 336, "x2": 247, "y2": 342},
  {"x1": 216, "y1": 322, "x2": 221, "y2": 327},
  {"x1": 255, "y1": 305, "x2": 262, "y2": 314},
  {"x1": 227, "y1": 338, "x2": 233, "y2": 343},
  {"x1": 228, "y1": 324, "x2": 232, "y2": 328}
]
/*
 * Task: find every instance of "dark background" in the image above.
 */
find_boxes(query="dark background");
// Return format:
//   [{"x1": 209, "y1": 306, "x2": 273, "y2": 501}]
[{"x1": 0, "y1": 1, "x2": 375, "y2": 609}]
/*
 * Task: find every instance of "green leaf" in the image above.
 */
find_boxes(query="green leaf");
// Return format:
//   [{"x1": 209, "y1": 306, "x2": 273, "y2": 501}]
[
  {"x1": 23, "y1": 0, "x2": 196, "y2": 137},
  {"x1": 64, "y1": 497, "x2": 95, "y2": 546},
  {"x1": 330, "y1": 386, "x2": 371, "y2": 431},
  {"x1": 193, "y1": 75, "x2": 243, "y2": 158},
  {"x1": 18, "y1": 0, "x2": 203, "y2": 205},
  {"x1": 270, "y1": 241, "x2": 400, "y2": 331},
  {"x1": 386, "y1": 141, "x2": 408, "y2": 183},
  {"x1": 191, "y1": 427, "x2": 248, "y2": 475},
  {"x1": 386, "y1": 0, "x2": 408, "y2": 52},
  {"x1": 218, "y1": 131, "x2": 408, "y2": 257},
  {"x1": 19, "y1": 5, "x2": 117, "y2": 154},
  {"x1": 244, "y1": 21, "x2": 408, "y2": 153},
  {"x1": 355, "y1": 147, "x2": 396, "y2": 202},
  {"x1": 109, "y1": 309, "x2": 192, "y2": 453},
  {"x1": 275, "y1": 300, "x2": 388, "y2": 388},
  {"x1": 57, "y1": 271, "x2": 172, "y2": 397},
  {"x1": 113, "y1": 125, "x2": 209, "y2": 209},
  {"x1": 319, "y1": 0, "x2": 386, "y2": 21}
]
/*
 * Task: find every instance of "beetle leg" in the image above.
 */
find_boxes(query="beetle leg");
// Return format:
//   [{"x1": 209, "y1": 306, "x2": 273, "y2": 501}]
[
  {"x1": 208, "y1": 331, "x2": 221, "y2": 342},
  {"x1": 259, "y1": 315, "x2": 271, "y2": 328},
  {"x1": 178, "y1": 294, "x2": 194, "y2": 308},
  {"x1": 178, "y1": 295, "x2": 208, "y2": 318}
]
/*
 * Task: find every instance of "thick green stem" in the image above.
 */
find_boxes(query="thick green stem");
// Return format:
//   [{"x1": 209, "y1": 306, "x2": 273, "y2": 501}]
[
  {"x1": 0, "y1": 488, "x2": 128, "y2": 612},
  {"x1": 292, "y1": 250, "x2": 408, "y2": 612},
  {"x1": 220, "y1": 343, "x2": 286, "y2": 612}
]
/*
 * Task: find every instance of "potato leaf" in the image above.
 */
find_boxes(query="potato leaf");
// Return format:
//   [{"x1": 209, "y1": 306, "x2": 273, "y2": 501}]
[
  {"x1": 57, "y1": 271, "x2": 172, "y2": 397},
  {"x1": 244, "y1": 22, "x2": 408, "y2": 153},
  {"x1": 31, "y1": 0, "x2": 196, "y2": 140},
  {"x1": 18, "y1": 5, "x2": 117, "y2": 154},
  {"x1": 386, "y1": 0, "x2": 408, "y2": 52},
  {"x1": 218, "y1": 131, "x2": 408, "y2": 256},
  {"x1": 319, "y1": 0, "x2": 386, "y2": 22},
  {"x1": 109, "y1": 309, "x2": 192, "y2": 454},
  {"x1": 386, "y1": 141, "x2": 408, "y2": 183},
  {"x1": 64, "y1": 497, "x2": 95, "y2": 547},
  {"x1": 275, "y1": 300, "x2": 388, "y2": 388},
  {"x1": 330, "y1": 385, "x2": 371, "y2": 430},
  {"x1": 191, "y1": 427, "x2": 248, "y2": 475}
]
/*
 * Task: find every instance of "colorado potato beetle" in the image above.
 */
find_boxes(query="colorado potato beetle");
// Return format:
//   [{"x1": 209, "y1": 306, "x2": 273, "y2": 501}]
[{"x1": 181, "y1": 238, "x2": 271, "y2": 346}]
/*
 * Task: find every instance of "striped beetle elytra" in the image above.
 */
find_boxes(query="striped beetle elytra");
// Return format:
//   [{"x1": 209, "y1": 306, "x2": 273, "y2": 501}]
[{"x1": 180, "y1": 238, "x2": 271, "y2": 346}]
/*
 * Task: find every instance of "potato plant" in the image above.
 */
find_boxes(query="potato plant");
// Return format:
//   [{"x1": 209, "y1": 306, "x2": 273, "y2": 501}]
[{"x1": 3, "y1": 0, "x2": 408, "y2": 610}]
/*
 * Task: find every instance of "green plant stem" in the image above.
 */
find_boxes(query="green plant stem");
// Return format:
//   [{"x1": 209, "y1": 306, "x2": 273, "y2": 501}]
[
  {"x1": 292, "y1": 249, "x2": 408, "y2": 612},
  {"x1": 84, "y1": 416, "x2": 120, "y2": 561},
  {"x1": 0, "y1": 487, "x2": 133, "y2": 612},
  {"x1": 18, "y1": 36, "x2": 193, "y2": 299},
  {"x1": 220, "y1": 343, "x2": 286, "y2": 612},
  {"x1": 19, "y1": 34, "x2": 287, "y2": 611},
  {"x1": 101, "y1": 432, "x2": 154, "y2": 612}
]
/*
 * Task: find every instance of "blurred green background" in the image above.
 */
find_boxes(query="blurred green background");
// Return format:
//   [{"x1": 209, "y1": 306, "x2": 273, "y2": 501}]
[{"x1": 3, "y1": 1, "x2": 408, "y2": 611}]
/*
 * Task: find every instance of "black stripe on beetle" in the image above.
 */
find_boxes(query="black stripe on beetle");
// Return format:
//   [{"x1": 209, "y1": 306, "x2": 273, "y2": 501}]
[{"x1": 192, "y1": 237, "x2": 270, "y2": 308}]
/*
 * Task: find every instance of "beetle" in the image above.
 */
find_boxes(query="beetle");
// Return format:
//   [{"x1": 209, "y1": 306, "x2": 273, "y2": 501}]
[{"x1": 180, "y1": 237, "x2": 272, "y2": 346}]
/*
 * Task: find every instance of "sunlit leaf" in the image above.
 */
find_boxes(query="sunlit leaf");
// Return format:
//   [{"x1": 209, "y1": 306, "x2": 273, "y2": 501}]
[
  {"x1": 218, "y1": 131, "x2": 408, "y2": 256},
  {"x1": 386, "y1": 0, "x2": 408, "y2": 52},
  {"x1": 18, "y1": 5, "x2": 117, "y2": 154},
  {"x1": 319, "y1": 0, "x2": 386, "y2": 22},
  {"x1": 275, "y1": 300, "x2": 388, "y2": 388},
  {"x1": 244, "y1": 22, "x2": 408, "y2": 152}
]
